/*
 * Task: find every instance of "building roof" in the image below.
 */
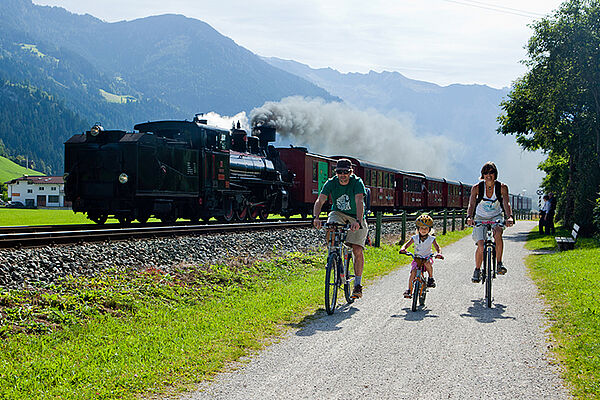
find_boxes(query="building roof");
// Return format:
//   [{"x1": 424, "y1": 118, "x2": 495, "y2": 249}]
[{"x1": 5, "y1": 176, "x2": 63, "y2": 185}]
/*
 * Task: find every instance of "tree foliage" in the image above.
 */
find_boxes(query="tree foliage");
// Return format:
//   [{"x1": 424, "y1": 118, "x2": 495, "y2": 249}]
[{"x1": 498, "y1": 0, "x2": 600, "y2": 233}]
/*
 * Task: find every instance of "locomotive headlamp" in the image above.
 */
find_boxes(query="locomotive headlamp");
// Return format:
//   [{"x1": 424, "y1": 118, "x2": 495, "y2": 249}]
[
  {"x1": 90, "y1": 124, "x2": 104, "y2": 136},
  {"x1": 118, "y1": 173, "x2": 129, "y2": 184},
  {"x1": 63, "y1": 173, "x2": 69, "y2": 181}
]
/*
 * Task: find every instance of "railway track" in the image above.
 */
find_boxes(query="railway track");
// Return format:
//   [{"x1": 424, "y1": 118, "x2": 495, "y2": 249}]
[{"x1": 0, "y1": 213, "x2": 461, "y2": 249}]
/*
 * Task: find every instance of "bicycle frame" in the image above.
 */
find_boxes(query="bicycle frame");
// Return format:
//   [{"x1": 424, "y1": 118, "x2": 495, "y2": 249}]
[
  {"x1": 475, "y1": 220, "x2": 504, "y2": 308},
  {"x1": 323, "y1": 222, "x2": 355, "y2": 314},
  {"x1": 402, "y1": 252, "x2": 433, "y2": 312}
]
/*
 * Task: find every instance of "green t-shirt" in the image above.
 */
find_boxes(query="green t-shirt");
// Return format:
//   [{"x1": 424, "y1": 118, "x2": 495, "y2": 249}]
[{"x1": 320, "y1": 175, "x2": 367, "y2": 218}]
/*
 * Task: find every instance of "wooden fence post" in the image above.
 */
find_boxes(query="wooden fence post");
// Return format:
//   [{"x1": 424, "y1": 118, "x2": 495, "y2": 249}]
[
  {"x1": 375, "y1": 211, "x2": 382, "y2": 247},
  {"x1": 443, "y1": 209, "x2": 447, "y2": 235}
]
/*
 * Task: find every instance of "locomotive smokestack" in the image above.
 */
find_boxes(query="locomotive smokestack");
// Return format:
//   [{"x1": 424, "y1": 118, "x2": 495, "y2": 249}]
[{"x1": 252, "y1": 122, "x2": 276, "y2": 147}]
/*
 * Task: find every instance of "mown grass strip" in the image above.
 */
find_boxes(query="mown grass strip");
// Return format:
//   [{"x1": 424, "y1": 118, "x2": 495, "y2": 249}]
[
  {"x1": 0, "y1": 229, "x2": 469, "y2": 399},
  {"x1": 526, "y1": 228, "x2": 600, "y2": 398}
]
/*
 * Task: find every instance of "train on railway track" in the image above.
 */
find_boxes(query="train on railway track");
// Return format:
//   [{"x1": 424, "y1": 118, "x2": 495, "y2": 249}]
[{"x1": 63, "y1": 115, "x2": 532, "y2": 225}]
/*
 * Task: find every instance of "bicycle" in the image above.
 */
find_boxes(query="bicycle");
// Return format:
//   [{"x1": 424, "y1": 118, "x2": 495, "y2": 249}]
[
  {"x1": 323, "y1": 222, "x2": 355, "y2": 315},
  {"x1": 474, "y1": 219, "x2": 505, "y2": 308},
  {"x1": 400, "y1": 251, "x2": 443, "y2": 311}
]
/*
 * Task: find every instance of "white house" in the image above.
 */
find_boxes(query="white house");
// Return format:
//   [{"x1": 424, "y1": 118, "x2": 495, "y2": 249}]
[{"x1": 5, "y1": 176, "x2": 67, "y2": 207}]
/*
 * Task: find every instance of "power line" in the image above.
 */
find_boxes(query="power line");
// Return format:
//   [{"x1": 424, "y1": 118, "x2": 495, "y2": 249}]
[{"x1": 439, "y1": 0, "x2": 547, "y2": 18}]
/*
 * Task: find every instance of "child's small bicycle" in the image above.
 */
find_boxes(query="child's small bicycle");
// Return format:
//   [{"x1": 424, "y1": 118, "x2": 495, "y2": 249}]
[{"x1": 400, "y1": 251, "x2": 443, "y2": 312}]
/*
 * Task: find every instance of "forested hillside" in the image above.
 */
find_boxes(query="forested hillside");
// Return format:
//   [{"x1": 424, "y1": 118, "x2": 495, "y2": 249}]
[
  {"x1": 0, "y1": 0, "x2": 336, "y2": 174},
  {"x1": 0, "y1": 79, "x2": 89, "y2": 174}
]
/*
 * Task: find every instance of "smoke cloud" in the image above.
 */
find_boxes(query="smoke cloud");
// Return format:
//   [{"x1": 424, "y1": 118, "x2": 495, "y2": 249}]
[
  {"x1": 250, "y1": 96, "x2": 461, "y2": 177},
  {"x1": 201, "y1": 111, "x2": 249, "y2": 131}
]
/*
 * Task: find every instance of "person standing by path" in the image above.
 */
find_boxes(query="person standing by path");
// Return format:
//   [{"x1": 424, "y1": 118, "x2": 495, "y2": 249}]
[
  {"x1": 540, "y1": 194, "x2": 550, "y2": 234},
  {"x1": 545, "y1": 192, "x2": 557, "y2": 234}
]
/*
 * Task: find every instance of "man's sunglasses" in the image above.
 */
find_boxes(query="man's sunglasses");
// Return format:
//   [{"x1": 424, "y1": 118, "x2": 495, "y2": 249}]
[{"x1": 336, "y1": 169, "x2": 350, "y2": 175}]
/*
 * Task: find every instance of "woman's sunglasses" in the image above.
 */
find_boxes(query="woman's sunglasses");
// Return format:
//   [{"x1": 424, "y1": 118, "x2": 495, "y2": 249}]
[{"x1": 336, "y1": 170, "x2": 350, "y2": 175}]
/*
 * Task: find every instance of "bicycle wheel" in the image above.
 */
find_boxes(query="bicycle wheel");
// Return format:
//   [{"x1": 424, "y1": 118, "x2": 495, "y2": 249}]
[
  {"x1": 343, "y1": 250, "x2": 355, "y2": 304},
  {"x1": 419, "y1": 278, "x2": 427, "y2": 307},
  {"x1": 411, "y1": 279, "x2": 420, "y2": 312},
  {"x1": 485, "y1": 246, "x2": 493, "y2": 308},
  {"x1": 325, "y1": 253, "x2": 339, "y2": 315}
]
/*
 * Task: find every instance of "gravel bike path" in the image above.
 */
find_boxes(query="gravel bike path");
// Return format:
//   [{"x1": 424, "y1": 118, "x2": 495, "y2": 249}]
[{"x1": 181, "y1": 221, "x2": 570, "y2": 399}]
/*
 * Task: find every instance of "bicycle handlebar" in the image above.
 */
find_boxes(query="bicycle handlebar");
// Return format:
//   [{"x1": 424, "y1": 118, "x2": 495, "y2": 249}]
[
  {"x1": 399, "y1": 251, "x2": 444, "y2": 260},
  {"x1": 474, "y1": 219, "x2": 505, "y2": 228}
]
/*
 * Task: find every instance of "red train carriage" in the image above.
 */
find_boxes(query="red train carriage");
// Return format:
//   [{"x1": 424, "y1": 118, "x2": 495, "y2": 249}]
[
  {"x1": 460, "y1": 182, "x2": 472, "y2": 209},
  {"x1": 395, "y1": 171, "x2": 425, "y2": 210},
  {"x1": 424, "y1": 175, "x2": 444, "y2": 209},
  {"x1": 330, "y1": 156, "x2": 396, "y2": 213},
  {"x1": 277, "y1": 147, "x2": 337, "y2": 217},
  {"x1": 445, "y1": 179, "x2": 462, "y2": 209}
]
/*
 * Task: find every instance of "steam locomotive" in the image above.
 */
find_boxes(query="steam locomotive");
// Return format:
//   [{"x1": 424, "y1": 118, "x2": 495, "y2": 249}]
[{"x1": 64, "y1": 115, "x2": 532, "y2": 224}]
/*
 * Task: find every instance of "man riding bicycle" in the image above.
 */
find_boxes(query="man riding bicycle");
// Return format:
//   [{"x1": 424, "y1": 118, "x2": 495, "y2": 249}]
[
  {"x1": 313, "y1": 159, "x2": 368, "y2": 299},
  {"x1": 466, "y1": 161, "x2": 514, "y2": 283}
]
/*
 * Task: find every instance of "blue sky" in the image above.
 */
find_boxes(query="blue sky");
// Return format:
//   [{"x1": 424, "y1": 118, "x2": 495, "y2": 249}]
[{"x1": 33, "y1": 0, "x2": 565, "y2": 88}]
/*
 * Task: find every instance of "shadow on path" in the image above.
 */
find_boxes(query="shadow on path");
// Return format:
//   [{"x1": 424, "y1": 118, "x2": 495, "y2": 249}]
[
  {"x1": 391, "y1": 307, "x2": 439, "y2": 321},
  {"x1": 460, "y1": 299, "x2": 516, "y2": 323},
  {"x1": 290, "y1": 304, "x2": 358, "y2": 337}
]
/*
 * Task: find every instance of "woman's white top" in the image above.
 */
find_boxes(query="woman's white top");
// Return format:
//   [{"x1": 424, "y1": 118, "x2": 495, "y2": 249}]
[
  {"x1": 412, "y1": 234, "x2": 436, "y2": 257},
  {"x1": 475, "y1": 183, "x2": 503, "y2": 219}
]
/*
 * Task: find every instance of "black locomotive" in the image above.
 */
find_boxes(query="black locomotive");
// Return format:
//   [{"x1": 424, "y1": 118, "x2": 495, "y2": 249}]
[{"x1": 64, "y1": 115, "x2": 291, "y2": 224}]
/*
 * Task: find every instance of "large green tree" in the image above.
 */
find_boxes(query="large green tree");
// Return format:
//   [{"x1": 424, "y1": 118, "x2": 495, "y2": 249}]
[{"x1": 498, "y1": 0, "x2": 600, "y2": 233}]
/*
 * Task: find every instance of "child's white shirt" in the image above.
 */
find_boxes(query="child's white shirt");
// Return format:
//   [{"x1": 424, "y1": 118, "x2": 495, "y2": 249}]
[{"x1": 412, "y1": 234, "x2": 436, "y2": 257}]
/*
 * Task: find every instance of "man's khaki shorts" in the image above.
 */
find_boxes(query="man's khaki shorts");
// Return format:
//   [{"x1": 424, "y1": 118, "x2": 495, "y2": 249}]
[{"x1": 327, "y1": 211, "x2": 368, "y2": 248}]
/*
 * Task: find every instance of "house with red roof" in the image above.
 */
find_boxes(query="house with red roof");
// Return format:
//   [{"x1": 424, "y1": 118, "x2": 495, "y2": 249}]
[{"x1": 5, "y1": 176, "x2": 67, "y2": 207}]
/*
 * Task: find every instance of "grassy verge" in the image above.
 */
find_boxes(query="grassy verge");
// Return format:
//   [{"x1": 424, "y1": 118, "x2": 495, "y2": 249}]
[
  {"x1": 526, "y1": 228, "x2": 600, "y2": 398},
  {"x1": 0, "y1": 229, "x2": 470, "y2": 399}
]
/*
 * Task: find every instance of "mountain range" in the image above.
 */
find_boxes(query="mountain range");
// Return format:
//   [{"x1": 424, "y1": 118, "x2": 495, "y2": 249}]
[{"x1": 0, "y1": 0, "x2": 543, "y2": 197}]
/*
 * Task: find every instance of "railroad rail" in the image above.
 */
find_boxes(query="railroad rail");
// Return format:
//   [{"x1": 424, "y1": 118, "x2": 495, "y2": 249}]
[{"x1": 0, "y1": 212, "x2": 463, "y2": 249}]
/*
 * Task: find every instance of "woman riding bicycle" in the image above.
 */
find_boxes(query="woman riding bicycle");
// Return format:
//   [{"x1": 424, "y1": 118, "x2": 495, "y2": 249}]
[
  {"x1": 399, "y1": 214, "x2": 443, "y2": 299},
  {"x1": 466, "y1": 161, "x2": 514, "y2": 283}
]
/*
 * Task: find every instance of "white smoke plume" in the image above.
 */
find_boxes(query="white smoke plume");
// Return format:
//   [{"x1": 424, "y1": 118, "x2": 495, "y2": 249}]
[
  {"x1": 250, "y1": 96, "x2": 461, "y2": 177},
  {"x1": 201, "y1": 111, "x2": 249, "y2": 131}
]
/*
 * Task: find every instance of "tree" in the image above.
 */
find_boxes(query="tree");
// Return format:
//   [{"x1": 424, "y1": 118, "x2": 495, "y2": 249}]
[{"x1": 498, "y1": 0, "x2": 600, "y2": 233}]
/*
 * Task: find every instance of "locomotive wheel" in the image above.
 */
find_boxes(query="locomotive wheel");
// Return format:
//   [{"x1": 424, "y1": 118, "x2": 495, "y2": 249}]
[
  {"x1": 218, "y1": 200, "x2": 235, "y2": 222},
  {"x1": 259, "y1": 208, "x2": 269, "y2": 221},
  {"x1": 235, "y1": 206, "x2": 249, "y2": 222},
  {"x1": 160, "y1": 215, "x2": 176, "y2": 224},
  {"x1": 137, "y1": 213, "x2": 150, "y2": 225},
  {"x1": 118, "y1": 215, "x2": 134, "y2": 226},
  {"x1": 89, "y1": 214, "x2": 108, "y2": 225}
]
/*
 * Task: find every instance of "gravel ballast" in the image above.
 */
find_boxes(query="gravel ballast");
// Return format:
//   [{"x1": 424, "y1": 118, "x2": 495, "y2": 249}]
[{"x1": 0, "y1": 220, "x2": 425, "y2": 289}]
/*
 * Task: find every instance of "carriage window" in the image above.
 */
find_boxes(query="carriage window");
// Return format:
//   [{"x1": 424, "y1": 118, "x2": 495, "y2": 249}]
[
  {"x1": 377, "y1": 171, "x2": 382, "y2": 187},
  {"x1": 365, "y1": 169, "x2": 371, "y2": 186},
  {"x1": 384, "y1": 173, "x2": 389, "y2": 188},
  {"x1": 312, "y1": 161, "x2": 318, "y2": 182}
]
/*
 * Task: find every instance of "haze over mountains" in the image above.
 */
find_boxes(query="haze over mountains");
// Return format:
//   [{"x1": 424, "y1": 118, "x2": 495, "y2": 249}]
[{"x1": 0, "y1": 0, "x2": 543, "y2": 197}]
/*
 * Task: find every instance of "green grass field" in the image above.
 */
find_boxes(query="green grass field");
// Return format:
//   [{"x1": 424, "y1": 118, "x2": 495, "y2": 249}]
[
  {"x1": 526, "y1": 229, "x2": 600, "y2": 398},
  {"x1": 0, "y1": 228, "x2": 470, "y2": 399},
  {"x1": 0, "y1": 156, "x2": 43, "y2": 185},
  {"x1": 0, "y1": 209, "x2": 92, "y2": 226}
]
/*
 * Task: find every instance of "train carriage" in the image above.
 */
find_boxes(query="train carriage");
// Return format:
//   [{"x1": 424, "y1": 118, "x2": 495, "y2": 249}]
[
  {"x1": 445, "y1": 179, "x2": 462, "y2": 208},
  {"x1": 395, "y1": 171, "x2": 425, "y2": 210},
  {"x1": 331, "y1": 157, "x2": 396, "y2": 213},
  {"x1": 460, "y1": 182, "x2": 472, "y2": 209},
  {"x1": 424, "y1": 176, "x2": 444, "y2": 209},
  {"x1": 277, "y1": 147, "x2": 337, "y2": 217}
]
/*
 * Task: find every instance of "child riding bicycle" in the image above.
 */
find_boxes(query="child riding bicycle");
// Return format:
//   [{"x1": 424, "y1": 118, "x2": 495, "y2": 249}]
[{"x1": 399, "y1": 214, "x2": 443, "y2": 299}]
